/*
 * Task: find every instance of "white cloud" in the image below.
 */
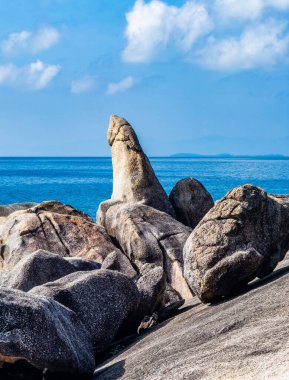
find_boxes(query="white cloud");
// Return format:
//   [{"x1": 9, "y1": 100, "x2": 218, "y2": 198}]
[
  {"x1": 196, "y1": 20, "x2": 289, "y2": 71},
  {"x1": 0, "y1": 60, "x2": 60, "y2": 89},
  {"x1": 1, "y1": 26, "x2": 60, "y2": 55},
  {"x1": 214, "y1": 0, "x2": 289, "y2": 21},
  {"x1": 122, "y1": 0, "x2": 212, "y2": 63},
  {"x1": 70, "y1": 75, "x2": 96, "y2": 94},
  {"x1": 107, "y1": 76, "x2": 136, "y2": 95}
]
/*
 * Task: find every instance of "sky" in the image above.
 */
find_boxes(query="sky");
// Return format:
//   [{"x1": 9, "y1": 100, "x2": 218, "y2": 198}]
[{"x1": 0, "y1": 0, "x2": 288, "y2": 156}]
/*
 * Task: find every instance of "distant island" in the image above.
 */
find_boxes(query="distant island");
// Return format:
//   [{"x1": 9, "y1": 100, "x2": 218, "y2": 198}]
[{"x1": 171, "y1": 153, "x2": 289, "y2": 159}]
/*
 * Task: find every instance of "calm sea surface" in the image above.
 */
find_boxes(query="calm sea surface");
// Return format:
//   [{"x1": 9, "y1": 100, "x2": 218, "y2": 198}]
[{"x1": 0, "y1": 157, "x2": 288, "y2": 219}]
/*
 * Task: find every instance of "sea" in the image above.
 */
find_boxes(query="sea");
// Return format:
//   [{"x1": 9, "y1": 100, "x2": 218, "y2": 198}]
[{"x1": 0, "y1": 157, "x2": 289, "y2": 219}]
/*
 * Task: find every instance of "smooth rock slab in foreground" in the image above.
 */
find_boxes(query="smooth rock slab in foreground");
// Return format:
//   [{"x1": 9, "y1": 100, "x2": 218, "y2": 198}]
[
  {"x1": 184, "y1": 184, "x2": 289, "y2": 302},
  {"x1": 0, "y1": 289, "x2": 95, "y2": 375},
  {"x1": 94, "y1": 262, "x2": 289, "y2": 380}
]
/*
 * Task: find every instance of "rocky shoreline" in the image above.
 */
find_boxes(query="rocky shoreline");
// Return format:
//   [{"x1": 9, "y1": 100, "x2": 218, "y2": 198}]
[{"x1": 0, "y1": 115, "x2": 288, "y2": 379}]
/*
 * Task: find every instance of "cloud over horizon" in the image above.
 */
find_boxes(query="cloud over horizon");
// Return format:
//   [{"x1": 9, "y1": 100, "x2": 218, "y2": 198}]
[
  {"x1": 1, "y1": 26, "x2": 60, "y2": 55},
  {"x1": 123, "y1": 0, "x2": 212, "y2": 63},
  {"x1": 123, "y1": 0, "x2": 289, "y2": 71},
  {"x1": 70, "y1": 75, "x2": 96, "y2": 94},
  {"x1": 107, "y1": 76, "x2": 136, "y2": 95},
  {"x1": 197, "y1": 19, "x2": 289, "y2": 71},
  {"x1": 214, "y1": 0, "x2": 289, "y2": 21},
  {"x1": 0, "y1": 60, "x2": 60, "y2": 90}
]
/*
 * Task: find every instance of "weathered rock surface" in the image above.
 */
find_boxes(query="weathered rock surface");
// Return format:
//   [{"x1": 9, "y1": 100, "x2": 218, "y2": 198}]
[
  {"x1": 0, "y1": 289, "x2": 95, "y2": 375},
  {"x1": 169, "y1": 178, "x2": 214, "y2": 229},
  {"x1": 97, "y1": 115, "x2": 175, "y2": 224},
  {"x1": 93, "y1": 260, "x2": 289, "y2": 380},
  {"x1": 65, "y1": 256, "x2": 101, "y2": 271},
  {"x1": 0, "y1": 203, "x2": 36, "y2": 217},
  {"x1": 184, "y1": 184, "x2": 289, "y2": 302},
  {"x1": 0, "y1": 250, "x2": 100, "y2": 292},
  {"x1": 101, "y1": 250, "x2": 137, "y2": 279},
  {"x1": 104, "y1": 203, "x2": 193, "y2": 312},
  {"x1": 136, "y1": 267, "x2": 166, "y2": 319},
  {"x1": 30, "y1": 270, "x2": 140, "y2": 353},
  {"x1": 0, "y1": 201, "x2": 121, "y2": 270}
]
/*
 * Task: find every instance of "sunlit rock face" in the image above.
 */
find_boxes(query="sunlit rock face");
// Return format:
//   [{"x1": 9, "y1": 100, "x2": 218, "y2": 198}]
[
  {"x1": 97, "y1": 115, "x2": 175, "y2": 226},
  {"x1": 184, "y1": 184, "x2": 289, "y2": 303}
]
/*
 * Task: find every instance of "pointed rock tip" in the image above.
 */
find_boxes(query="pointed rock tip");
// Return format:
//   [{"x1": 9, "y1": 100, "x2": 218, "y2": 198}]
[
  {"x1": 108, "y1": 115, "x2": 131, "y2": 146},
  {"x1": 109, "y1": 115, "x2": 130, "y2": 129}
]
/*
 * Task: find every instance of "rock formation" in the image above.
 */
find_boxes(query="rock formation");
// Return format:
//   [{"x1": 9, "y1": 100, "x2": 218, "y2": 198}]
[
  {"x1": 97, "y1": 115, "x2": 175, "y2": 224},
  {"x1": 93, "y1": 256, "x2": 289, "y2": 380},
  {"x1": 103, "y1": 203, "x2": 193, "y2": 310},
  {"x1": 0, "y1": 203, "x2": 36, "y2": 217},
  {"x1": 0, "y1": 250, "x2": 100, "y2": 291},
  {"x1": 0, "y1": 289, "x2": 95, "y2": 375},
  {"x1": 0, "y1": 201, "x2": 121, "y2": 270},
  {"x1": 101, "y1": 250, "x2": 138, "y2": 279},
  {"x1": 169, "y1": 177, "x2": 214, "y2": 229},
  {"x1": 30, "y1": 269, "x2": 140, "y2": 353},
  {"x1": 184, "y1": 184, "x2": 289, "y2": 302}
]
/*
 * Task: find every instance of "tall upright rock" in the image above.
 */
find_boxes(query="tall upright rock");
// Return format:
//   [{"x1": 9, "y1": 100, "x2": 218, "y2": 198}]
[{"x1": 97, "y1": 115, "x2": 175, "y2": 224}]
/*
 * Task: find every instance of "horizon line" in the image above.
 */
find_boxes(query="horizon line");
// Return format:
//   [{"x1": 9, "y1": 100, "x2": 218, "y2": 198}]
[{"x1": 0, "y1": 154, "x2": 289, "y2": 159}]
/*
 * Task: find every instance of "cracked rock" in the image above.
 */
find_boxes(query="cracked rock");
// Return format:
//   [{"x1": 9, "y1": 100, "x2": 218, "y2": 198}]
[
  {"x1": 0, "y1": 201, "x2": 121, "y2": 270},
  {"x1": 102, "y1": 202, "x2": 193, "y2": 318},
  {"x1": 184, "y1": 184, "x2": 289, "y2": 302}
]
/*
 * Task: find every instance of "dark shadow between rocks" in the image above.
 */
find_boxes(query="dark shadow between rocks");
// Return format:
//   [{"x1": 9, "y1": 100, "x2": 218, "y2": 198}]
[
  {"x1": 208, "y1": 263, "x2": 289, "y2": 307},
  {"x1": 95, "y1": 300, "x2": 200, "y2": 370},
  {"x1": 0, "y1": 361, "x2": 92, "y2": 380}
]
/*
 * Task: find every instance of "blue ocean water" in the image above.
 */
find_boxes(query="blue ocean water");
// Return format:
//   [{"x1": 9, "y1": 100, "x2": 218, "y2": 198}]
[{"x1": 0, "y1": 157, "x2": 289, "y2": 219}]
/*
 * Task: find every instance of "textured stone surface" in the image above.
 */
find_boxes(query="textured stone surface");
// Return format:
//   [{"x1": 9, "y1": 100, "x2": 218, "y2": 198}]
[
  {"x1": 101, "y1": 250, "x2": 137, "y2": 279},
  {"x1": 136, "y1": 267, "x2": 166, "y2": 318},
  {"x1": 93, "y1": 261, "x2": 289, "y2": 380},
  {"x1": 104, "y1": 203, "x2": 193, "y2": 311},
  {"x1": 97, "y1": 115, "x2": 175, "y2": 224},
  {"x1": 0, "y1": 203, "x2": 36, "y2": 217},
  {"x1": 0, "y1": 288, "x2": 95, "y2": 374},
  {"x1": 0, "y1": 250, "x2": 100, "y2": 292},
  {"x1": 0, "y1": 201, "x2": 121, "y2": 270},
  {"x1": 184, "y1": 184, "x2": 289, "y2": 302},
  {"x1": 30, "y1": 270, "x2": 140, "y2": 353},
  {"x1": 169, "y1": 178, "x2": 214, "y2": 229}
]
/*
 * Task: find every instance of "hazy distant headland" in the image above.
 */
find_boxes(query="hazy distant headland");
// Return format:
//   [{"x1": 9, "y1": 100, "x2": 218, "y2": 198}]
[{"x1": 171, "y1": 153, "x2": 289, "y2": 159}]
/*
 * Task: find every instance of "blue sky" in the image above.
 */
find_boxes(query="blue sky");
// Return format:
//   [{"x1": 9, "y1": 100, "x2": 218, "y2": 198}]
[{"x1": 0, "y1": 0, "x2": 288, "y2": 156}]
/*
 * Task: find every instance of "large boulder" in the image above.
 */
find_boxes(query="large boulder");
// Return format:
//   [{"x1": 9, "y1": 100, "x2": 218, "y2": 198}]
[
  {"x1": 97, "y1": 115, "x2": 175, "y2": 224},
  {"x1": 184, "y1": 184, "x2": 289, "y2": 302},
  {"x1": 103, "y1": 203, "x2": 193, "y2": 312},
  {"x1": 30, "y1": 269, "x2": 140, "y2": 353},
  {"x1": 0, "y1": 289, "x2": 95, "y2": 375},
  {"x1": 0, "y1": 250, "x2": 100, "y2": 292},
  {"x1": 169, "y1": 178, "x2": 214, "y2": 229},
  {"x1": 0, "y1": 201, "x2": 121, "y2": 270}
]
